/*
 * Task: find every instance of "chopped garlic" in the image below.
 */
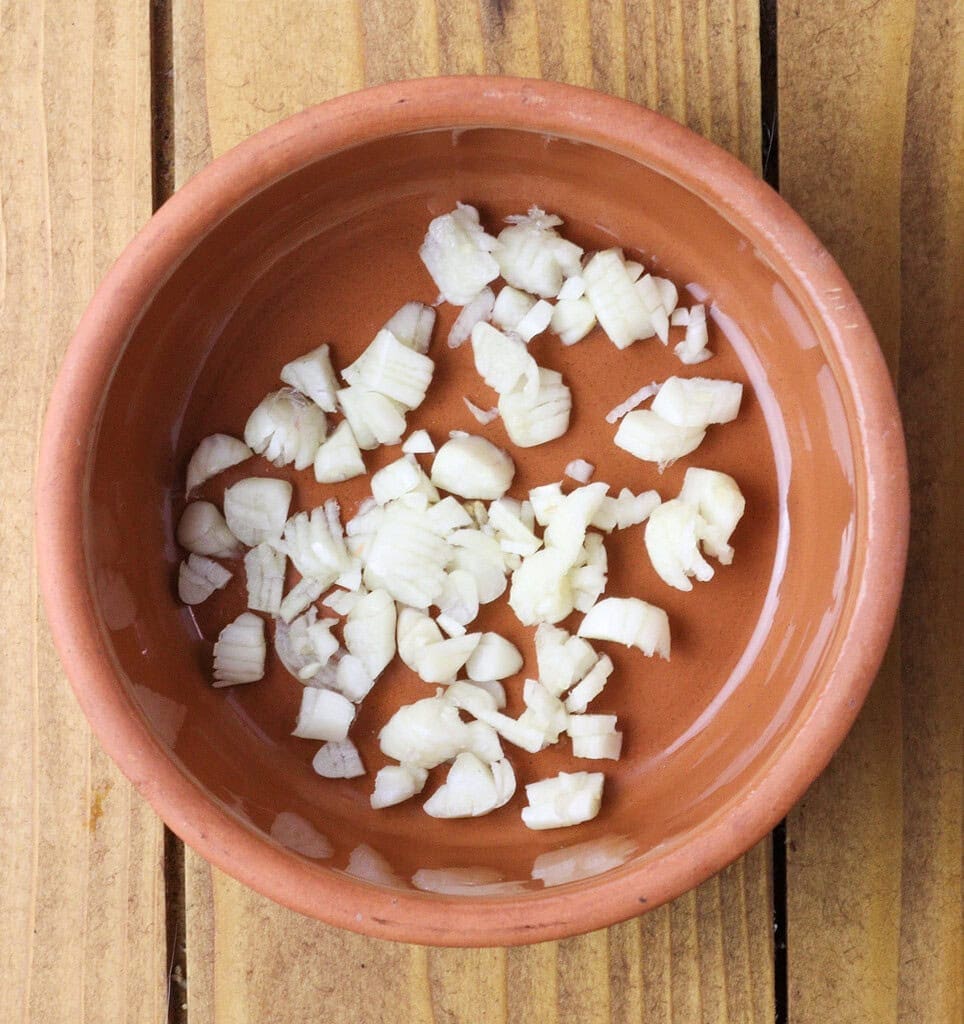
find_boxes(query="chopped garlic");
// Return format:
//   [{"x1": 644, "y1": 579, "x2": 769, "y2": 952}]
[
  {"x1": 644, "y1": 499, "x2": 715, "y2": 591},
  {"x1": 499, "y1": 368, "x2": 572, "y2": 448},
  {"x1": 312, "y1": 738, "x2": 365, "y2": 779},
  {"x1": 470, "y1": 321, "x2": 538, "y2": 396},
  {"x1": 313, "y1": 419, "x2": 366, "y2": 482},
  {"x1": 336, "y1": 386, "x2": 406, "y2": 449},
  {"x1": 382, "y1": 301, "x2": 436, "y2": 355},
  {"x1": 636, "y1": 274, "x2": 670, "y2": 343},
  {"x1": 528, "y1": 482, "x2": 565, "y2": 525},
  {"x1": 186, "y1": 433, "x2": 252, "y2": 492},
  {"x1": 334, "y1": 654, "x2": 376, "y2": 702},
  {"x1": 344, "y1": 588, "x2": 396, "y2": 679},
  {"x1": 370, "y1": 454, "x2": 438, "y2": 505},
  {"x1": 542, "y1": 482, "x2": 609, "y2": 568},
  {"x1": 370, "y1": 764, "x2": 428, "y2": 809},
  {"x1": 678, "y1": 467, "x2": 746, "y2": 563},
  {"x1": 282, "y1": 501, "x2": 351, "y2": 581},
  {"x1": 623, "y1": 260, "x2": 644, "y2": 282},
  {"x1": 321, "y1": 588, "x2": 363, "y2": 616},
  {"x1": 572, "y1": 733, "x2": 623, "y2": 760},
  {"x1": 438, "y1": 569, "x2": 480, "y2": 627},
  {"x1": 278, "y1": 577, "x2": 325, "y2": 623},
  {"x1": 650, "y1": 376, "x2": 743, "y2": 429},
  {"x1": 521, "y1": 771, "x2": 604, "y2": 830},
  {"x1": 487, "y1": 498, "x2": 542, "y2": 557},
  {"x1": 378, "y1": 696, "x2": 471, "y2": 768},
  {"x1": 363, "y1": 504, "x2": 450, "y2": 607},
  {"x1": 292, "y1": 687, "x2": 355, "y2": 741},
  {"x1": 178, "y1": 554, "x2": 232, "y2": 605},
  {"x1": 674, "y1": 303, "x2": 712, "y2": 363},
  {"x1": 401, "y1": 429, "x2": 435, "y2": 454},
  {"x1": 578, "y1": 597, "x2": 671, "y2": 659},
  {"x1": 654, "y1": 276, "x2": 678, "y2": 315},
  {"x1": 466, "y1": 678, "x2": 508, "y2": 709},
  {"x1": 604, "y1": 382, "x2": 660, "y2": 424},
  {"x1": 448, "y1": 287, "x2": 495, "y2": 349},
  {"x1": 448, "y1": 529, "x2": 509, "y2": 604},
  {"x1": 582, "y1": 249, "x2": 654, "y2": 349},
  {"x1": 461, "y1": 633, "x2": 520, "y2": 685},
  {"x1": 430, "y1": 434, "x2": 515, "y2": 500},
  {"x1": 564, "y1": 459, "x2": 594, "y2": 484},
  {"x1": 509, "y1": 548, "x2": 574, "y2": 626},
  {"x1": 273, "y1": 607, "x2": 321, "y2": 678},
  {"x1": 176, "y1": 501, "x2": 240, "y2": 559},
  {"x1": 306, "y1": 617, "x2": 340, "y2": 667},
  {"x1": 535, "y1": 624, "x2": 597, "y2": 696},
  {"x1": 464, "y1": 719, "x2": 504, "y2": 763},
  {"x1": 557, "y1": 276, "x2": 585, "y2": 301},
  {"x1": 567, "y1": 714, "x2": 618, "y2": 737},
  {"x1": 419, "y1": 203, "x2": 500, "y2": 306},
  {"x1": 243, "y1": 543, "x2": 286, "y2": 615},
  {"x1": 342, "y1": 329, "x2": 435, "y2": 410},
  {"x1": 213, "y1": 612, "x2": 266, "y2": 686},
  {"x1": 495, "y1": 207, "x2": 583, "y2": 298},
  {"x1": 615, "y1": 488, "x2": 661, "y2": 529},
  {"x1": 670, "y1": 307, "x2": 690, "y2": 327},
  {"x1": 515, "y1": 299, "x2": 554, "y2": 342},
  {"x1": 464, "y1": 398, "x2": 499, "y2": 425},
  {"x1": 570, "y1": 532, "x2": 609, "y2": 612},
  {"x1": 244, "y1": 389, "x2": 327, "y2": 470},
  {"x1": 396, "y1": 608, "x2": 444, "y2": 672},
  {"x1": 280, "y1": 344, "x2": 339, "y2": 412},
  {"x1": 491, "y1": 286, "x2": 537, "y2": 332},
  {"x1": 414, "y1": 633, "x2": 481, "y2": 684},
  {"x1": 223, "y1": 477, "x2": 292, "y2": 547},
  {"x1": 423, "y1": 753, "x2": 516, "y2": 818},
  {"x1": 423, "y1": 496, "x2": 472, "y2": 534},
  {"x1": 521, "y1": 678, "x2": 570, "y2": 746},
  {"x1": 614, "y1": 409, "x2": 705, "y2": 468},
  {"x1": 563, "y1": 654, "x2": 614, "y2": 713}
]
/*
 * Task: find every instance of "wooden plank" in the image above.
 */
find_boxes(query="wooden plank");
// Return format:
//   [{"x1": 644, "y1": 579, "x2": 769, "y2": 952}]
[
  {"x1": 779, "y1": 1, "x2": 962, "y2": 1022},
  {"x1": 173, "y1": 2, "x2": 771, "y2": 1021},
  {"x1": 0, "y1": 1, "x2": 166, "y2": 1023}
]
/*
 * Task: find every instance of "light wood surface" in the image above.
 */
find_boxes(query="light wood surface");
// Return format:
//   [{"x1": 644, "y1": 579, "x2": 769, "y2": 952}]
[
  {"x1": 779, "y1": 1, "x2": 962, "y2": 1022},
  {"x1": 0, "y1": 2, "x2": 167, "y2": 1023},
  {"x1": 2, "y1": 0, "x2": 959, "y2": 1020}
]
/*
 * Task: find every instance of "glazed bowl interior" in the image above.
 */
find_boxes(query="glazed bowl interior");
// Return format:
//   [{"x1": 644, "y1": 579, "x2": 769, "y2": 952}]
[{"x1": 44, "y1": 80, "x2": 905, "y2": 945}]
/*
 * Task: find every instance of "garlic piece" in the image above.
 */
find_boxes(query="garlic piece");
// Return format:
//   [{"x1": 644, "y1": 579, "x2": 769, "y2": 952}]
[
  {"x1": 336, "y1": 386, "x2": 407, "y2": 449},
  {"x1": 571, "y1": 732, "x2": 623, "y2": 760},
  {"x1": 562, "y1": 654, "x2": 614, "y2": 714},
  {"x1": 370, "y1": 454, "x2": 439, "y2": 506},
  {"x1": 499, "y1": 368, "x2": 572, "y2": 448},
  {"x1": 674, "y1": 303, "x2": 712, "y2": 363},
  {"x1": 650, "y1": 376, "x2": 743, "y2": 429},
  {"x1": 578, "y1": 597, "x2": 671, "y2": 659},
  {"x1": 551, "y1": 298, "x2": 597, "y2": 345},
  {"x1": 487, "y1": 498, "x2": 542, "y2": 558},
  {"x1": 414, "y1": 633, "x2": 482, "y2": 684},
  {"x1": 243, "y1": 542, "x2": 286, "y2": 615},
  {"x1": 448, "y1": 287, "x2": 495, "y2": 349},
  {"x1": 244, "y1": 389, "x2": 327, "y2": 470},
  {"x1": 213, "y1": 612, "x2": 266, "y2": 686},
  {"x1": 312, "y1": 738, "x2": 365, "y2": 779},
  {"x1": 470, "y1": 321, "x2": 538, "y2": 396},
  {"x1": 520, "y1": 678, "x2": 569, "y2": 746},
  {"x1": 423, "y1": 753, "x2": 516, "y2": 818},
  {"x1": 363, "y1": 504, "x2": 450, "y2": 608},
  {"x1": 292, "y1": 687, "x2": 355, "y2": 741},
  {"x1": 508, "y1": 548, "x2": 574, "y2": 626},
  {"x1": 613, "y1": 409, "x2": 705, "y2": 467},
  {"x1": 542, "y1": 482, "x2": 609, "y2": 568},
  {"x1": 401, "y1": 429, "x2": 435, "y2": 454},
  {"x1": 396, "y1": 608, "x2": 445, "y2": 672},
  {"x1": 176, "y1": 501, "x2": 241, "y2": 559},
  {"x1": 636, "y1": 274, "x2": 670, "y2": 343},
  {"x1": 678, "y1": 467, "x2": 746, "y2": 563},
  {"x1": 314, "y1": 420, "x2": 366, "y2": 483},
  {"x1": 223, "y1": 477, "x2": 292, "y2": 547},
  {"x1": 495, "y1": 207, "x2": 583, "y2": 298},
  {"x1": 564, "y1": 459, "x2": 595, "y2": 483},
  {"x1": 582, "y1": 249, "x2": 654, "y2": 349},
  {"x1": 528, "y1": 482, "x2": 565, "y2": 526},
  {"x1": 614, "y1": 487, "x2": 661, "y2": 529},
  {"x1": 282, "y1": 500, "x2": 351, "y2": 581},
  {"x1": 379, "y1": 696, "x2": 471, "y2": 769},
  {"x1": 178, "y1": 554, "x2": 232, "y2": 605},
  {"x1": 514, "y1": 299, "x2": 554, "y2": 343},
  {"x1": 463, "y1": 398, "x2": 499, "y2": 425},
  {"x1": 570, "y1": 532, "x2": 609, "y2": 613},
  {"x1": 604, "y1": 382, "x2": 660, "y2": 424},
  {"x1": 491, "y1": 286, "x2": 537, "y2": 332},
  {"x1": 334, "y1": 654, "x2": 376, "y2": 702},
  {"x1": 344, "y1": 588, "x2": 396, "y2": 680},
  {"x1": 448, "y1": 529, "x2": 509, "y2": 604},
  {"x1": 534, "y1": 623, "x2": 598, "y2": 696},
  {"x1": 278, "y1": 577, "x2": 325, "y2": 623},
  {"x1": 186, "y1": 433, "x2": 252, "y2": 492},
  {"x1": 430, "y1": 434, "x2": 515, "y2": 500},
  {"x1": 424, "y1": 496, "x2": 472, "y2": 534},
  {"x1": 382, "y1": 301, "x2": 436, "y2": 355},
  {"x1": 644, "y1": 498, "x2": 714, "y2": 591},
  {"x1": 438, "y1": 569, "x2": 480, "y2": 627},
  {"x1": 521, "y1": 771, "x2": 604, "y2": 830},
  {"x1": 280, "y1": 344, "x2": 339, "y2": 412},
  {"x1": 370, "y1": 764, "x2": 429, "y2": 809},
  {"x1": 342, "y1": 329, "x2": 435, "y2": 411},
  {"x1": 306, "y1": 617, "x2": 340, "y2": 667},
  {"x1": 419, "y1": 203, "x2": 500, "y2": 306}
]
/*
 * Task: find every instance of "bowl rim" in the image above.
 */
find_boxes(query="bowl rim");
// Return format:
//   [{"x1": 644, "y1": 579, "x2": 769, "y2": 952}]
[{"x1": 36, "y1": 75, "x2": 909, "y2": 946}]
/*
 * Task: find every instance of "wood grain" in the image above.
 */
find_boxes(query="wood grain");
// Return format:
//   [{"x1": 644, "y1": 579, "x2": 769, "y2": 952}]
[
  {"x1": 0, "y1": 1, "x2": 166, "y2": 1022},
  {"x1": 171, "y1": 7, "x2": 771, "y2": 1020},
  {"x1": 779, "y1": 1, "x2": 962, "y2": 1022}
]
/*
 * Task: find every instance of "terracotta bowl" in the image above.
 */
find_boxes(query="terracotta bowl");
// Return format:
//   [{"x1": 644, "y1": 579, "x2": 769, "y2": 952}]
[{"x1": 37, "y1": 77, "x2": 908, "y2": 946}]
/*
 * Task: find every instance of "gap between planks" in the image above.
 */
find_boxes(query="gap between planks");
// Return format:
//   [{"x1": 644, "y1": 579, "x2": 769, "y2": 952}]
[{"x1": 149, "y1": 3, "x2": 786, "y2": 1021}]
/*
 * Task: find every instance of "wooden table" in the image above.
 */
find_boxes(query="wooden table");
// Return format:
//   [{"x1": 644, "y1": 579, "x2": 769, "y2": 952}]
[{"x1": 2, "y1": 1, "x2": 959, "y2": 1021}]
